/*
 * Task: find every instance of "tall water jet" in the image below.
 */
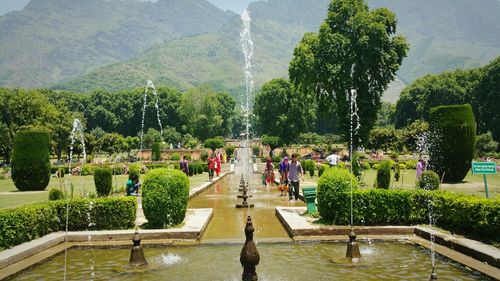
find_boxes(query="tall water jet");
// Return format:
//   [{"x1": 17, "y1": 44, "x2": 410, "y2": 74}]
[
  {"x1": 139, "y1": 80, "x2": 164, "y2": 161},
  {"x1": 346, "y1": 89, "x2": 361, "y2": 261}
]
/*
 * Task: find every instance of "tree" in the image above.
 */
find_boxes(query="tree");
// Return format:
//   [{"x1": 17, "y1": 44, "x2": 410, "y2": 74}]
[
  {"x1": 376, "y1": 102, "x2": 395, "y2": 127},
  {"x1": 475, "y1": 132, "x2": 498, "y2": 157},
  {"x1": 289, "y1": 0, "x2": 408, "y2": 149},
  {"x1": 203, "y1": 137, "x2": 224, "y2": 152},
  {"x1": 400, "y1": 120, "x2": 429, "y2": 152},
  {"x1": 261, "y1": 135, "x2": 282, "y2": 157},
  {"x1": 368, "y1": 128, "x2": 397, "y2": 151},
  {"x1": 253, "y1": 78, "x2": 315, "y2": 144},
  {"x1": 142, "y1": 128, "x2": 162, "y2": 149},
  {"x1": 473, "y1": 57, "x2": 500, "y2": 142},
  {"x1": 100, "y1": 133, "x2": 125, "y2": 155},
  {"x1": 0, "y1": 123, "x2": 12, "y2": 163}
]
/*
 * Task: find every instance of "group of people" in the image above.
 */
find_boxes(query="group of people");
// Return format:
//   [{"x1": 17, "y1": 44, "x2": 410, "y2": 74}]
[
  {"x1": 207, "y1": 152, "x2": 223, "y2": 181},
  {"x1": 263, "y1": 154, "x2": 304, "y2": 201}
]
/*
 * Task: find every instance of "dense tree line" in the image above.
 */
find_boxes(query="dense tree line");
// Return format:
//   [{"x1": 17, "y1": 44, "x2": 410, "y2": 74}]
[
  {"x1": 395, "y1": 57, "x2": 500, "y2": 142},
  {"x1": 0, "y1": 85, "x2": 238, "y2": 163}
]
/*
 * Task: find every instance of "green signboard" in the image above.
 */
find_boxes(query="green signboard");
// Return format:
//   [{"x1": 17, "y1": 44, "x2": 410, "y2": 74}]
[
  {"x1": 471, "y1": 162, "x2": 497, "y2": 198},
  {"x1": 471, "y1": 162, "x2": 497, "y2": 175}
]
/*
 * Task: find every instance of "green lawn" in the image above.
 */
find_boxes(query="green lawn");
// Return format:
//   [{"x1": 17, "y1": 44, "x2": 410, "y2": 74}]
[
  {"x1": 302, "y1": 169, "x2": 500, "y2": 198},
  {"x1": 0, "y1": 172, "x2": 212, "y2": 209}
]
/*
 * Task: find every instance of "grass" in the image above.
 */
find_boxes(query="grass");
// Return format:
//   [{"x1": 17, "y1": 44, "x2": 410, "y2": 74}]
[
  {"x1": 0, "y1": 172, "x2": 211, "y2": 209},
  {"x1": 301, "y1": 169, "x2": 500, "y2": 199}
]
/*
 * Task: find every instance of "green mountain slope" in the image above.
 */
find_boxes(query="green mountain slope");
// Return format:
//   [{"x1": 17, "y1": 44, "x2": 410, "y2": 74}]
[
  {"x1": 56, "y1": 0, "x2": 500, "y2": 101},
  {"x1": 0, "y1": 0, "x2": 234, "y2": 87}
]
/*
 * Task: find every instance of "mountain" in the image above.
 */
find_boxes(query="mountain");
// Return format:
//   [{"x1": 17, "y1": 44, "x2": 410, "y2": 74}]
[
  {"x1": 54, "y1": 0, "x2": 500, "y2": 102},
  {"x1": 0, "y1": 0, "x2": 234, "y2": 88}
]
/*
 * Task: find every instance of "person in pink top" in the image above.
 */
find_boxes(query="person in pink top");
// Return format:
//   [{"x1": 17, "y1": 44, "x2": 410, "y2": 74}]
[
  {"x1": 416, "y1": 158, "x2": 426, "y2": 180},
  {"x1": 215, "y1": 151, "x2": 222, "y2": 177}
]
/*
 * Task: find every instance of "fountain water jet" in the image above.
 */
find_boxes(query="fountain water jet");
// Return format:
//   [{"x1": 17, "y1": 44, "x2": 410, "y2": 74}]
[{"x1": 139, "y1": 80, "x2": 164, "y2": 161}]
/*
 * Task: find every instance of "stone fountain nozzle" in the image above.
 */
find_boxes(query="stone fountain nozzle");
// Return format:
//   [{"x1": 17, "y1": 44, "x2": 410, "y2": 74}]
[
  {"x1": 345, "y1": 228, "x2": 361, "y2": 260},
  {"x1": 129, "y1": 229, "x2": 148, "y2": 267},
  {"x1": 240, "y1": 216, "x2": 260, "y2": 281}
]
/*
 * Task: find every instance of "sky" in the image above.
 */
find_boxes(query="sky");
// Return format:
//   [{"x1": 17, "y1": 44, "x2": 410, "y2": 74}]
[{"x1": 0, "y1": 0, "x2": 255, "y2": 15}]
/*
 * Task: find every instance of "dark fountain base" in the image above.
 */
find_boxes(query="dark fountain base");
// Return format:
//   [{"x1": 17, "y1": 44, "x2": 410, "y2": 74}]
[{"x1": 236, "y1": 203, "x2": 255, "y2": 208}]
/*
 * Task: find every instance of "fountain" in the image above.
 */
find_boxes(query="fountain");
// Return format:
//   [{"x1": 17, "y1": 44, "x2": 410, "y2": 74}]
[
  {"x1": 346, "y1": 89, "x2": 361, "y2": 261},
  {"x1": 240, "y1": 216, "x2": 260, "y2": 281},
  {"x1": 139, "y1": 80, "x2": 164, "y2": 161},
  {"x1": 129, "y1": 230, "x2": 148, "y2": 267}
]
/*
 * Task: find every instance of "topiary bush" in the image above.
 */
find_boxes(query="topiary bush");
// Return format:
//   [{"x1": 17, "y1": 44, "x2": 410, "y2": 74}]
[
  {"x1": 93, "y1": 167, "x2": 112, "y2": 197},
  {"x1": 11, "y1": 130, "x2": 51, "y2": 191},
  {"x1": 317, "y1": 168, "x2": 358, "y2": 223},
  {"x1": 151, "y1": 142, "x2": 161, "y2": 161},
  {"x1": 142, "y1": 168, "x2": 190, "y2": 228},
  {"x1": 317, "y1": 164, "x2": 327, "y2": 177},
  {"x1": 49, "y1": 189, "x2": 64, "y2": 201},
  {"x1": 418, "y1": 171, "x2": 440, "y2": 190},
  {"x1": 129, "y1": 164, "x2": 140, "y2": 181},
  {"x1": 197, "y1": 163, "x2": 204, "y2": 174},
  {"x1": 188, "y1": 163, "x2": 195, "y2": 176},
  {"x1": 376, "y1": 160, "x2": 392, "y2": 189},
  {"x1": 352, "y1": 152, "x2": 362, "y2": 180},
  {"x1": 429, "y1": 104, "x2": 476, "y2": 183},
  {"x1": 303, "y1": 160, "x2": 315, "y2": 177},
  {"x1": 225, "y1": 145, "x2": 235, "y2": 158}
]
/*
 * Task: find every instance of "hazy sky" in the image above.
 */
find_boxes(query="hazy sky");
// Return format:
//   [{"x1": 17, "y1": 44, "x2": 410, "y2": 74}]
[{"x1": 0, "y1": 0, "x2": 254, "y2": 15}]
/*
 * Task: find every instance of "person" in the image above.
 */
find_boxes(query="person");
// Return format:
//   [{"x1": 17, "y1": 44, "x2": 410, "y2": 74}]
[
  {"x1": 215, "y1": 151, "x2": 222, "y2": 177},
  {"x1": 288, "y1": 153, "x2": 304, "y2": 201},
  {"x1": 416, "y1": 158, "x2": 426, "y2": 180},
  {"x1": 126, "y1": 175, "x2": 141, "y2": 196},
  {"x1": 278, "y1": 156, "x2": 289, "y2": 197},
  {"x1": 325, "y1": 151, "x2": 341, "y2": 167},
  {"x1": 264, "y1": 158, "x2": 275, "y2": 188},
  {"x1": 180, "y1": 155, "x2": 189, "y2": 176},
  {"x1": 208, "y1": 154, "x2": 215, "y2": 181}
]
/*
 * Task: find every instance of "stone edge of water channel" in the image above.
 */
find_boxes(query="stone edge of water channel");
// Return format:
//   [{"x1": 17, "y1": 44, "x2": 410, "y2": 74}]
[
  {"x1": 0, "y1": 208, "x2": 213, "y2": 279},
  {"x1": 275, "y1": 206, "x2": 500, "y2": 279}
]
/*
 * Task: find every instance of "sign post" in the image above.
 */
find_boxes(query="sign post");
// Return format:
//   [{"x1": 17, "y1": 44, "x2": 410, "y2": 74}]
[{"x1": 471, "y1": 162, "x2": 497, "y2": 198}]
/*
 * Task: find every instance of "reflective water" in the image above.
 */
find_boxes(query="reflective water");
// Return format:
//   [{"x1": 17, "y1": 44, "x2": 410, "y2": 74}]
[
  {"x1": 12, "y1": 242, "x2": 489, "y2": 280},
  {"x1": 189, "y1": 170, "x2": 304, "y2": 240}
]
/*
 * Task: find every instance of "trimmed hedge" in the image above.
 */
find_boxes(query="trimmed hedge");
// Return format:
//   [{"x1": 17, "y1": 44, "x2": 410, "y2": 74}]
[
  {"x1": 0, "y1": 197, "x2": 137, "y2": 250},
  {"x1": 93, "y1": 167, "x2": 112, "y2": 197},
  {"x1": 429, "y1": 104, "x2": 476, "y2": 183},
  {"x1": 303, "y1": 160, "x2": 315, "y2": 177},
  {"x1": 129, "y1": 164, "x2": 141, "y2": 181},
  {"x1": 318, "y1": 189, "x2": 499, "y2": 243},
  {"x1": 11, "y1": 130, "x2": 51, "y2": 191},
  {"x1": 317, "y1": 168, "x2": 358, "y2": 222},
  {"x1": 152, "y1": 142, "x2": 161, "y2": 161},
  {"x1": 376, "y1": 160, "x2": 392, "y2": 189},
  {"x1": 142, "y1": 168, "x2": 189, "y2": 228}
]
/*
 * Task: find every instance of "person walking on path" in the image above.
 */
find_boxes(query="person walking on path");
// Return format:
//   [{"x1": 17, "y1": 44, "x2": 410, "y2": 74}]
[
  {"x1": 180, "y1": 155, "x2": 189, "y2": 176},
  {"x1": 288, "y1": 153, "x2": 304, "y2": 201},
  {"x1": 416, "y1": 158, "x2": 426, "y2": 181},
  {"x1": 278, "y1": 156, "x2": 289, "y2": 197},
  {"x1": 215, "y1": 151, "x2": 222, "y2": 177},
  {"x1": 208, "y1": 154, "x2": 216, "y2": 181},
  {"x1": 264, "y1": 158, "x2": 275, "y2": 188}
]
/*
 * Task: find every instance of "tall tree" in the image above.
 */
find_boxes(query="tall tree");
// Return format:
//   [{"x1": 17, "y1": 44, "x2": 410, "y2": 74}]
[
  {"x1": 289, "y1": 0, "x2": 408, "y2": 149},
  {"x1": 253, "y1": 78, "x2": 315, "y2": 144}
]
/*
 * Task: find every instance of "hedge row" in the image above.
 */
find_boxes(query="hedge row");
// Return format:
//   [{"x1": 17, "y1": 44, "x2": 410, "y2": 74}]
[
  {"x1": 0, "y1": 197, "x2": 137, "y2": 250},
  {"x1": 318, "y1": 188, "x2": 499, "y2": 243}
]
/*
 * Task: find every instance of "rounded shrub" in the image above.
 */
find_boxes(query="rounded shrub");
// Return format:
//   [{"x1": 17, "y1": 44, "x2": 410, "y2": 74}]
[
  {"x1": 151, "y1": 142, "x2": 161, "y2": 161},
  {"x1": 418, "y1": 171, "x2": 440, "y2": 190},
  {"x1": 11, "y1": 130, "x2": 51, "y2": 191},
  {"x1": 429, "y1": 104, "x2": 476, "y2": 183},
  {"x1": 169, "y1": 153, "x2": 180, "y2": 161},
  {"x1": 142, "y1": 168, "x2": 189, "y2": 228},
  {"x1": 188, "y1": 163, "x2": 195, "y2": 176},
  {"x1": 317, "y1": 168, "x2": 358, "y2": 222},
  {"x1": 93, "y1": 167, "x2": 113, "y2": 197},
  {"x1": 376, "y1": 160, "x2": 392, "y2": 189},
  {"x1": 48, "y1": 189, "x2": 65, "y2": 201}
]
